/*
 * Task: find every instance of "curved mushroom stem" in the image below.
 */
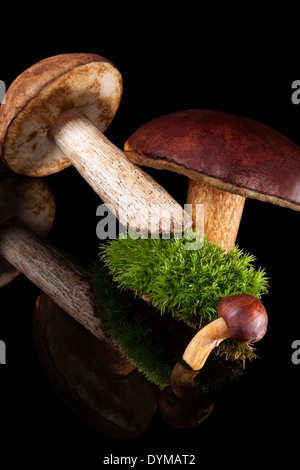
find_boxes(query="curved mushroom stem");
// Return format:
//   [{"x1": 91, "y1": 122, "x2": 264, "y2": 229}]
[
  {"x1": 186, "y1": 179, "x2": 245, "y2": 252},
  {"x1": 158, "y1": 360, "x2": 214, "y2": 429},
  {"x1": 160, "y1": 316, "x2": 233, "y2": 429},
  {"x1": 171, "y1": 359, "x2": 201, "y2": 401},
  {"x1": 0, "y1": 217, "x2": 135, "y2": 375},
  {"x1": 168, "y1": 318, "x2": 230, "y2": 404},
  {"x1": 183, "y1": 317, "x2": 230, "y2": 371},
  {"x1": 158, "y1": 310, "x2": 232, "y2": 429},
  {"x1": 172, "y1": 293, "x2": 268, "y2": 397},
  {"x1": 49, "y1": 109, "x2": 191, "y2": 235}
]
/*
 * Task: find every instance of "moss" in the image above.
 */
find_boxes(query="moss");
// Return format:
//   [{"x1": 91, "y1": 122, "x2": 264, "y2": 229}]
[{"x1": 92, "y1": 229, "x2": 269, "y2": 390}]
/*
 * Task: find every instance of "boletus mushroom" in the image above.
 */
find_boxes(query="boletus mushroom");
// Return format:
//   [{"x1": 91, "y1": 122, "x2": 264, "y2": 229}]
[
  {"x1": 183, "y1": 293, "x2": 268, "y2": 371},
  {"x1": 158, "y1": 293, "x2": 268, "y2": 429},
  {"x1": 124, "y1": 109, "x2": 300, "y2": 251},
  {"x1": 0, "y1": 54, "x2": 191, "y2": 234}
]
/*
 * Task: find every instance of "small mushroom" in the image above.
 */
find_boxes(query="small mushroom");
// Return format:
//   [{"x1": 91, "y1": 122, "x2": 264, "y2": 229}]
[
  {"x1": 34, "y1": 293, "x2": 158, "y2": 438},
  {"x1": 157, "y1": 378, "x2": 214, "y2": 430},
  {"x1": 158, "y1": 294, "x2": 267, "y2": 429},
  {"x1": 0, "y1": 54, "x2": 191, "y2": 234},
  {"x1": 182, "y1": 293, "x2": 268, "y2": 372},
  {"x1": 0, "y1": 173, "x2": 134, "y2": 375},
  {"x1": 124, "y1": 109, "x2": 300, "y2": 250}
]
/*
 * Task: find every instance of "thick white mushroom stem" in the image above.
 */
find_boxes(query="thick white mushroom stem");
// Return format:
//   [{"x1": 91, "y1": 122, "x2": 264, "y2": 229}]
[
  {"x1": 186, "y1": 179, "x2": 245, "y2": 252},
  {"x1": 49, "y1": 109, "x2": 191, "y2": 235},
  {"x1": 0, "y1": 217, "x2": 135, "y2": 375},
  {"x1": 183, "y1": 317, "x2": 230, "y2": 371}
]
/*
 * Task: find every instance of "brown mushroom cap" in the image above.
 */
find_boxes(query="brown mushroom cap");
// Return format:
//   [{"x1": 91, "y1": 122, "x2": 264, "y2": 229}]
[
  {"x1": 0, "y1": 174, "x2": 55, "y2": 286},
  {"x1": 124, "y1": 109, "x2": 300, "y2": 211},
  {"x1": 34, "y1": 293, "x2": 158, "y2": 438},
  {"x1": 217, "y1": 293, "x2": 268, "y2": 343},
  {"x1": 0, "y1": 53, "x2": 122, "y2": 176}
]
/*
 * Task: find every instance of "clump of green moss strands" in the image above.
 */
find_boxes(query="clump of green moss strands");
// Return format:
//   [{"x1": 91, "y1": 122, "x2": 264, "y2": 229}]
[{"x1": 92, "y1": 229, "x2": 269, "y2": 390}]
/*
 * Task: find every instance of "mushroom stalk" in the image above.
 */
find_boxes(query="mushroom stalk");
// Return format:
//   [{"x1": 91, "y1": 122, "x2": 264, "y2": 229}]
[
  {"x1": 170, "y1": 294, "x2": 268, "y2": 402},
  {"x1": 182, "y1": 317, "x2": 230, "y2": 371},
  {"x1": 49, "y1": 109, "x2": 190, "y2": 234},
  {"x1": 0, "y1": 217, "x2": 135, "y2": 375},
  {"x1": 171, "y1": 359, "x2": 201, "y2": 401},
  {"x1": 0, "y1": 54, "x2": 191, "y2": 235},
  {"x1": 186, "y1": 179, "x2": 245, "y2": 252}
]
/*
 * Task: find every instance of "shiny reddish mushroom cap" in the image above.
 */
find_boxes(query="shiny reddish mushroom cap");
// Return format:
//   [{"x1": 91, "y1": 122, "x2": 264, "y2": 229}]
[
  {"x1": 217, "y1": 293, "x2": 268, "y2": 343},
  {"x1": 124, "y1": 109, "x2": 300, "y2": 211},
  {"x1": 0, "y1": 53, "x2": 123, "y2": 176}
]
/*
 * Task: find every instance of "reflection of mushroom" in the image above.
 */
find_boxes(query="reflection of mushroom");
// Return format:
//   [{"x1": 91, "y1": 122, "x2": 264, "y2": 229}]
[
  {"x1": 124, "y1": 109, "x2": 300, "y2": 250},
  {"x1": 158, "y1": 293, "x2": 268, "y2": 428},
  {"x1": 0, "y1": 174, "x2": 55, "y2": 287},
  {"x1": 34, "y1": 293, "x2": 158, "y2": 438},
  {"x1": 0, "y1": 54, "x2": 190, "y2": 234},
  {"x1": 0, "y1": 174, "x2": 134, "y2": 375}
]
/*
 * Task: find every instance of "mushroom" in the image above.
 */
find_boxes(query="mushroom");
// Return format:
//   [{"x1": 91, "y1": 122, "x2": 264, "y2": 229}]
[
  {"x1": 0, "y1": 173, "x2": 134, "y2": 375},
  {"x1": 124, "y1": 109, "x2": 300, "y2": 251},
  {"x1": 0, "y1": 54, "x2": 191, "y2": 234},
  {"x1": 0, "y1": 173, "x2": 55, "y2": 287},
  {"x1": 34, "y1": 293, "x2": 158, "y2": 438},
  {"x1": 158, "y1": 293, "x2": 268, "y2": 428},
  {"x1": 182, "y1": 293, "x2": 268, "y2": 372}
]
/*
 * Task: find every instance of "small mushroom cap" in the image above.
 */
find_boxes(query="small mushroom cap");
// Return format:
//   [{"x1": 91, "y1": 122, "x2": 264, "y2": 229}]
[
  {"x1": 0, "y1": 53, "x2": 122, "y2": 176},
  {"x1": 217, "y1": 293, "x2": 268, "y2": 343},
  {"x1": 124, "y1": 109, "x2": 300, "y2": 211},
  {"x1": 0, "y1": 174, "x2": 55, "y2": 286}
]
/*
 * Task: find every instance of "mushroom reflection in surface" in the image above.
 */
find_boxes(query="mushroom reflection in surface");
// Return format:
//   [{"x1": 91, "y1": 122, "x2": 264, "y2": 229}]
[
  {"x1": 0, "y1": 174, "x2": 159, "y2": 437},
  {"x1": 124, "y1": 109, "x2": 300, "y2": 251},
  {"x1": 0, "y1": 174, "x2": 55, "y2": 287},
  {"x1": 0, "y1": 173, "x2": 134, "y2": 375},
  {"x1": 34, "y1": 293, "x2": 158, "y2": 438}
]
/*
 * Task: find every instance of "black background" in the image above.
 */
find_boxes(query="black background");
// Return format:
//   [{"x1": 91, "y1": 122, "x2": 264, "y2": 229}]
[{"x1": 1, "y1": 9, "x2": 299, "y2": 467}]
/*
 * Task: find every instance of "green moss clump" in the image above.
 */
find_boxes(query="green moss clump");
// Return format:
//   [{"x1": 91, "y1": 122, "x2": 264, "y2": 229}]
[
  {"x1": 93, "y1": 229, "x2": 269, "y2": 390},
  {"x1": 99, "y1": 229, "x2": 269, "y2": 326}
]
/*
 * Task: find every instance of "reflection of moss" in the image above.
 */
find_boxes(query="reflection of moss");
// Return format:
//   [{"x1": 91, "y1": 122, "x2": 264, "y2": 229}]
[
  {"x1": 91, "y1": 264, "x2": 181, "y2": 389},
  {"x1": 92, "y1": 230, "x2": 269, "y2": 390}
]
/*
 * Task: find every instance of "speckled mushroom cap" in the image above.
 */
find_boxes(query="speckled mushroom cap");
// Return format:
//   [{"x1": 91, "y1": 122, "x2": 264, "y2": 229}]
[
  {"x1": 0, "y1": 174, "x2": 56, "y2": 286},
  {"x1": 124, "y1": 109, "x2": 300, "y2": 211},
  {"x1": 0, "y1": 53, "x2": 122, "y2": 176}
]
